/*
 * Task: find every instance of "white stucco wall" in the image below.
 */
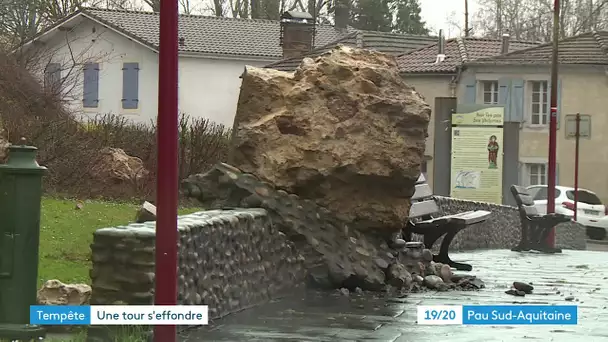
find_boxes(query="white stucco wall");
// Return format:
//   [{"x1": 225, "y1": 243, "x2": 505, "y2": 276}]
[
  {"x1": 29, "y1": 16, "x2": 276, "y2": 128},
  {"x1": 178, "y1": 56, "x2": 270, "y2": 127}
]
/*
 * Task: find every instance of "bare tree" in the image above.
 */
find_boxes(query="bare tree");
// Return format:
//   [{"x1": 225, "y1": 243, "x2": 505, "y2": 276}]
[
  {"x1": 211, "y1": 0, "x2": 226, "y2": 16},
  {"x1": 473, "y1": 0, "x2": 608, "y2": 41},
  {"x1": 0, "y1": 0, "x2": 42, "y2": 46}
]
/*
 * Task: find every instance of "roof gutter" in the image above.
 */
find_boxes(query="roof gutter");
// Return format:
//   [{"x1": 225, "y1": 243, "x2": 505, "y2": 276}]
[
  {"x1": 177, "y1": 51, "x2": 278, "y2": 62},
  {"x1": 400, "y1": 71, "x2": 458, "y2": 77}
]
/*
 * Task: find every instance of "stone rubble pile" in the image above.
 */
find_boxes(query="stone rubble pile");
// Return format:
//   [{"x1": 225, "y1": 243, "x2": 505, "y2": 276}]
[
  {"x1": 178, "y1": 46, "x2": 485, "y2": 295},
  {"x1": 182, "y1": 163, "x2": 484, "y2": 293}
]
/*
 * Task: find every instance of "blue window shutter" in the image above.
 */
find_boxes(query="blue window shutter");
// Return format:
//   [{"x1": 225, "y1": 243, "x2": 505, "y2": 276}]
[
  {"x1": 83, "y1": 63, "x2": 99, "y2": 108},
  {"x1": 44, "y1": 63, "x2": 61, "y2": 90},
  {"x1": 462, "y1": 74, "x2": 477, "y2": 103},
  {"x1": 122, "y1": 62, "x2": 139, "y2": 109},
  {"x1": 510, "y1": 79, "x2": 525, "y2": 122},
  {"x1": 498, "y1": 78, "x2": 511, "y2": 121}
]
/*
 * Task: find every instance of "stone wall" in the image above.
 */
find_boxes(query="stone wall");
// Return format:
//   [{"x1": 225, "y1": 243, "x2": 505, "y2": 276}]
[
  {"x1": 89, "y1": 208, "x2": 305, "y2": 319},
  {"x1": 431, "y1": 196, "x2": 587, "y2": 251}
]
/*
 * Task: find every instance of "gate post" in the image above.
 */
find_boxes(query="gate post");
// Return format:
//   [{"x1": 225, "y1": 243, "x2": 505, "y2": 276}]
[{"x1": 0, "y1": 138, "x2": 47, "y2": 340}]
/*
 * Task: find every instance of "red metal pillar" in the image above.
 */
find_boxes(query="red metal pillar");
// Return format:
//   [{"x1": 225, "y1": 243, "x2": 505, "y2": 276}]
[
  {"x1": 574, "y1": 113, "x2": 580, "y2": 220},
  {"x1": 546, "y1": 0, "x2": 560, "y2": 247},
  {"x1": 155, "y1": 0, "x2": 179, "y2": 340}
]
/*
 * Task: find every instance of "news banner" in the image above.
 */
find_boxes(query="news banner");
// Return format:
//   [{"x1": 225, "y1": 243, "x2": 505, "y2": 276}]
[{"x1": 29, "y1": 304, "x2": 577, "y2": 326}]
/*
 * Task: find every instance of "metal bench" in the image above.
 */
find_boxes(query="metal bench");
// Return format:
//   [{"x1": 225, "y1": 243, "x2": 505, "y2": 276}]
[
  {"x1": 392, "y1": 174, "x2": 492, "y2": 271},
  {"x1": 510, "y1": 185, "x2": 571, "y2": 253}
]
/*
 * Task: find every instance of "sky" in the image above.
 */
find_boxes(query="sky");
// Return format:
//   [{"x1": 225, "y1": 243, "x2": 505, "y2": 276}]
[{"x1": 419, "y1": 0, "x2": 480, "y2": 37}]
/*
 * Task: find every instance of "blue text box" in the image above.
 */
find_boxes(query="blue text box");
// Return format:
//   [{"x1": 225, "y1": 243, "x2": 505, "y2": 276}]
[
  {"x1": 30, "y1": 305, "x2": 91, "y2": 325},
  {"x1": 462, "y1": 305, "x2": 577, "y2": 325}
]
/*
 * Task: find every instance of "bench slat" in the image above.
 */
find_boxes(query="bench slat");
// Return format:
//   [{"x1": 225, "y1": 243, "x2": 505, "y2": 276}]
[
  {"x1": 517, "y1": 194, "x2": 535, "y2": 206},
  {"x1": 523, "y1": 205, "x2": 539, "y2": 217},
  {"x1": 450, "y1": 210, "x2": 491, "y2": 225},
  {"x1": 412, "y1": 184, "x2": 433, "y2": 201},
  {"x1": 409, "y1": 199, "x2": 439, "y2": 218},
  {"x1": 511, "y1": 185, "x2": 529, "y2": 196},
  {"x1": 415, "y1": 210, "x2": 491, "y2": 226}
]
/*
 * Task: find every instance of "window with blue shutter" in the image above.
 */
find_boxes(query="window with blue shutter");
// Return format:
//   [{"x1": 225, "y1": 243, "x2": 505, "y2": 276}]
[
  {"x1": 122, "y1": 62, "x2": 139, "y2": 109},
  {"x1": 83, "y1": 63, "x2": 99, "y2": 108},
  {"x1": 462, "y1": 75, "x2": 477, "y2": 103},
  {"x1": 498, "y1": 78, "x2": 511, "y2": 121},
  {"x1": 510, "y1": 79, "x2": 525, "y2": 123},
  {"x1": 44, "y1": 63, "x2": 61, "y2": 91}
]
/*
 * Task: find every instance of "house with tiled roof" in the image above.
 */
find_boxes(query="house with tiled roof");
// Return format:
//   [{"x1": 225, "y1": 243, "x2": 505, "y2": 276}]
[
  {"x1": 463, "y1": 31, "x2": 608, "y2": 203},
  {"x1": 264, "y1": 30, "x2": 436, "y2": 71},
  {"x1": 393, "y1": 34, "x2": 541, "y2": 197},
  {"x1": 18, "y1": 7, "x2": 435, "y2": 127},
  {"x1": 396, "y1": 30, "x2": 608, "y2": 204}
]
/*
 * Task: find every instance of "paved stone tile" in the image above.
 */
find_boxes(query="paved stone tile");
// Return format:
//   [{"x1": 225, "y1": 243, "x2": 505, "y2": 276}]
[{"x1": 181, "y1": 249, "x2": 608, "y2": 342}]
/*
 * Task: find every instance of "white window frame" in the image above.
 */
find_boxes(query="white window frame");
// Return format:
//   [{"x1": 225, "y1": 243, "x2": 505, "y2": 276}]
[
  {"x1": 529, "y1": 80, "x2": 549, "y2": 126},
  {"x1": 481, "y1": 80, "x2": 499, "y2": 105},
  {"x1": 527, "y1": 163, "x2": 547, "y2": 186}
]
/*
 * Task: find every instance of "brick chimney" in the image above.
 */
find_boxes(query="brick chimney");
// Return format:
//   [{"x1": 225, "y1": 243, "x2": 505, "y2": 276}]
[
  {"x1": 335, "y1": 0, "x2": 349, "y2": 30},
  {"x1": 280, "y1": 11, "x2": 315, "y2": 59},
  {"x1": 435, "y1": 29, "x2": 446, "y2": 63}
]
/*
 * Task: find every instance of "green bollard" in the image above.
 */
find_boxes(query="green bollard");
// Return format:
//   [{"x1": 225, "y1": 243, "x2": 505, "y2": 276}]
[{"x1": 0, "y1": 138, "x2": 47, "y2": 340}]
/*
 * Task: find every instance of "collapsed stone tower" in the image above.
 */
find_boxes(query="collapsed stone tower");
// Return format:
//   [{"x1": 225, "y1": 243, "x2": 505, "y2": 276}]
[{"x1": 182, "y1": 46, "x2": 481, "y2": 292}]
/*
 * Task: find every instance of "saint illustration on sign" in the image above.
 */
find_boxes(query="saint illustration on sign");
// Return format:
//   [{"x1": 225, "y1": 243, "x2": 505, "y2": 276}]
[{"x1": 487, "y1": 135, "x2": 499, "y2": 169}]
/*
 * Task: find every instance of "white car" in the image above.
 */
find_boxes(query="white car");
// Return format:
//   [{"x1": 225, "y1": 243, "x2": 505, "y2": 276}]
[{"x1": 526, "y1": 185, "x2": 608, "y2": 240}]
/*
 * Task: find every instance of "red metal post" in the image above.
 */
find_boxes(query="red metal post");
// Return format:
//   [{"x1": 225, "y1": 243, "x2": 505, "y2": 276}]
[
  {"x1": 546, "y1": 0, "x2": 560, "y2": 247},
  {"x1": 574, "y1": 113, "x2": 580, "y2": 220},
  {"x1": 154, "y1": 0, "x2": 179, "y2": 340}
]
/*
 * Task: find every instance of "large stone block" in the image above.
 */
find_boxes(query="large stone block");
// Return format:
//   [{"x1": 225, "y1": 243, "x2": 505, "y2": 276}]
[{"x1": 230, "y1": 46, "x2": 431, "y2": 235}]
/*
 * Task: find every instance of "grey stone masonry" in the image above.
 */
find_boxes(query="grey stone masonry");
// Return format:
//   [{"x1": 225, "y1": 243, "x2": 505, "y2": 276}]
[
  {"x1": 431, "y1": 196, "x2": 587, "y2": 251},
  {"x1": 89, "y1": 208, "x2": 306, "y2": 319}
]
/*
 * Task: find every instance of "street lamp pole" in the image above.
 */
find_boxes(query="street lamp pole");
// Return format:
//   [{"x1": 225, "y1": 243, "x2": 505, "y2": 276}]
[
  {"x1": 155, "y1": 0, "x2": 179, "y2": 340},
  {"x1": 546, "y1": 0, "x2": 560, "y2": 247}
]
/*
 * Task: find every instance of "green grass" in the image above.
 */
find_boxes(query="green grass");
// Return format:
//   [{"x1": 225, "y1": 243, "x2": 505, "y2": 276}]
[{"x1": 38, "y1": 197, "x2": 199, "y2": 286}]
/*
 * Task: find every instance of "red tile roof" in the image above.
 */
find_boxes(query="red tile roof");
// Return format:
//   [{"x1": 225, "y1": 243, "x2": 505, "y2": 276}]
[
  {"x1": 469, "y1": 31, "x2": 608, "y2": 66},
  {"x1": 265, "y1": 31, "x2": 436, "y2": 71},
  {"x1": 396, "y1": 37, "x2": 540, "y2": 74}
]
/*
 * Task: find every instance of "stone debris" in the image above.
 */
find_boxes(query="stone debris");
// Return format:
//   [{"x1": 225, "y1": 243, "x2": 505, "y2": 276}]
[
  {"x1": 135, "y1": 201, "x2": 157, "y2": 223},
  {"x1": 387, "y1": 263, "x2": 410, "y2": 289},
  {"x1": 179, "y1": 47, "x2": 484, "y2": 295},
  {"x1": 505, "y1": 281, "x2": 534, "y2": 297},
  {"x1": 37, "y1": 279, "x2": 91, "y2": 305},
  {"x1": 230, "y1": 45, "x2": 430, "y2": 238},
  {"x1": 513, "y1": 281, "x2": 534, "y2": 294},
  {"x1": 423, "y1": 275, "x2": 446, "y2": 291},
  {"x1": 505, "y1": 289, "x2": 526, "y2": 297},
  {"x1": 0, "y1": 136, "x2": 9, "y2": 163},
  {"x1": 89, "y1": 147, "x2": 149, "y2": 196},
  {"x1": 182, "y1": 163, "x2": 483, "y2": 293}
]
